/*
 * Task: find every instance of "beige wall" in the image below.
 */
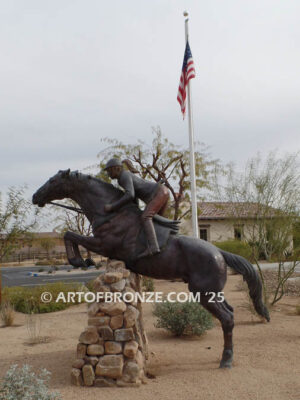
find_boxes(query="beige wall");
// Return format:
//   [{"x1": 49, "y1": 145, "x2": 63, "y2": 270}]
[{"x1": 181, "y1": 218, "x2": 260, "y2": 243}]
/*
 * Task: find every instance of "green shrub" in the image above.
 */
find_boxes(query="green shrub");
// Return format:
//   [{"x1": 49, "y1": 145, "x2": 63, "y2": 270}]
[
  {"x1": 214, "y1": 240, "x2": 253, "y2": 261},
  {"x1": 296, "y1": 305, "x2": 300, "y2": 315},
  {"x1": 0, "y1": 364, "x2": 62, "y2": 400},
  {"x1": 85, "y1": 279, "x2": 96, "y2": 293},
  {"x1": 153, "y1": 301, "x2": 213, "y2": 336},
  {"x1": 2, "y1": 282, "x2": 82, "y2": 314},
  {"x1": 142, "y1": 276, "x2": 155, "y2": 292}
]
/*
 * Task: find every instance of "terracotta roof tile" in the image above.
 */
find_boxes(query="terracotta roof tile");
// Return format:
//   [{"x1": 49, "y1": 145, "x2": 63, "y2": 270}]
[{"x1": 198, "y1": 202, "x2": 279, "y2": 220}]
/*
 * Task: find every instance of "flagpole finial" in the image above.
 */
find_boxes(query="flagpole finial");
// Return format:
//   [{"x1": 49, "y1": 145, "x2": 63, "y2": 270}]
[{"x1": 183, "y1": 10, "x2": 189, "y2": 18}]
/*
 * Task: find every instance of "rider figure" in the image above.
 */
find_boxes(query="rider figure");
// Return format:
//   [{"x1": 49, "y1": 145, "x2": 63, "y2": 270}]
[{"x1": 104, "y1": 158, "x2": 169, "y2": 258}]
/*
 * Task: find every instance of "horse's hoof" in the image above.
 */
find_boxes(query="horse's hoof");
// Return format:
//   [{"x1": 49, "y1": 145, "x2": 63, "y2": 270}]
[
  {"x1": 68, "y1": 257, "x2": 88, "y2": 269},
  {"x1": 219, "y1": 349, "x2": 233, "y2": 369},
  {"x1": 219, "y1": 360, "x2": 232, "y2": 369}
]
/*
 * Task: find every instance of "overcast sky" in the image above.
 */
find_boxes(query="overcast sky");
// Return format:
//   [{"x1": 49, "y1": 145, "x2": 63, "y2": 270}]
[{"x1": 1, "y1": 0, "x2": 300, "y2": 199}]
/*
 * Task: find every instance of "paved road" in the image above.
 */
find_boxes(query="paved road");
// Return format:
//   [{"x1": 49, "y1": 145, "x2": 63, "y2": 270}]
[
  {"x1": 1, "y1": 261, "x2": 299, "y2": 288},
  {"x1": 253, "y1": 262, "x2": 300, "y2": 273},
  {"x1": 0, "y1": 265, "x2": 102, "y2": 288}
]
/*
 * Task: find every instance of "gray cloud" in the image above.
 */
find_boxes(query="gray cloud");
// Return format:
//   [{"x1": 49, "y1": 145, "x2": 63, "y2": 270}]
[{"x1": 1, "y1": 0, "x2": 299, "y2": 198}]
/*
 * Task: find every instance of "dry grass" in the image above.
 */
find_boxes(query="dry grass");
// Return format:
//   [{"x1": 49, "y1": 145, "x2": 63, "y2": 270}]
[
  {"x1": 0, "y1": 301, "x2": 15, "y2": 327},
  {"x1": 25, "y1": 312, "x2": 44, "y2": 345}
]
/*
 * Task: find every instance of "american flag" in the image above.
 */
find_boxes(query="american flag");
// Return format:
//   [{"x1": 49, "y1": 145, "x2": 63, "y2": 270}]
[{"x1": 177, "y1": 41, "x2": 195, "y2": 118}]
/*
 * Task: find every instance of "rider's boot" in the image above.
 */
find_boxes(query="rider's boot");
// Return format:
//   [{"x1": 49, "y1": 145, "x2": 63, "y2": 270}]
[{"x1": 137, "y1": 219, "x2": 160, "y2": 259}]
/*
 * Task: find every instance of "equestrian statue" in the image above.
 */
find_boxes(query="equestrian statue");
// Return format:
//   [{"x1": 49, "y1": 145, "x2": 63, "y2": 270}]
[{"x1": 32, "y1": 161, "x2": 270, "y2": 369}]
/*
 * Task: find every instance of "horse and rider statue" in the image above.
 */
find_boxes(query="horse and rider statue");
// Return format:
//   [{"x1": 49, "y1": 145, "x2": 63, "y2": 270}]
[{"x1": 32, "y1": 158, "x2": 270, "y2": 369}]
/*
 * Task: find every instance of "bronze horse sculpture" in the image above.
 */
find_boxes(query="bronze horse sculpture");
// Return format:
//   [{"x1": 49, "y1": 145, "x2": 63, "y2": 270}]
[{"x1": 32, "y1": 169, "x2": 270, "y2": 369}]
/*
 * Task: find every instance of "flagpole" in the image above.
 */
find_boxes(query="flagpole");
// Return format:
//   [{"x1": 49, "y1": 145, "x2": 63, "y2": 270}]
[{"x1": 184, "y1": 11, "x2": 199, "y2": 238}]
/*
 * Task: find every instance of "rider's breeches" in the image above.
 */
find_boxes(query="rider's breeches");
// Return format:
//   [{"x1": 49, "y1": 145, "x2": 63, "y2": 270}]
[{"x1": 142, "y1": 184, "x2": 169, "y2": 221}]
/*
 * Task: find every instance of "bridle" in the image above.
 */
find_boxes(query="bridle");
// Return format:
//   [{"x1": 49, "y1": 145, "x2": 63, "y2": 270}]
[{"x1": 48, "y1": 201, "x2": 84, "y2": 214}]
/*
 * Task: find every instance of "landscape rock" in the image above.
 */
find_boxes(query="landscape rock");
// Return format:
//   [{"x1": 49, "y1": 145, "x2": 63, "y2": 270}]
[
  {"x1": 122, "y1": 361, "x2": 140, "y2": 383},
  {"x1": 87, "y1": 344, "x2": 104, "y2": 356},
  {"x1": 82, "y1": 364, "x2": 95, "y2": 386},
  {"x1": 116, "y1": 379, "x2": 141, "y2": 387},
  {"x1": 79, "y1": 327, "x2": 99, "y2": 344},
  {"x1": 110, "y1": 278, "x2": 126, "y2": 292},
  {"x1": 99, "y1": 301, "x2": 127, "y2": 316},
  {"x1": 76, "y1": 343, "x2": 87, "y2": 359},
  {"x1": 72, "y1": 358, "x2": 85, "y2": 369},
  {"x1": 105, "y1": 341, "x2": 122, "y2": 354},
  {"x1": 87, "y1": 302, "x2": 100, "y2": 317},
  {"x1": 110, "y1": 314, "x2": 123, "y2": 330},
  {"x1": 122, "y1": 286, "x2": 137, "y2": 305},
  {"x1": 95, "y1": 355, "x2": 124, "y2": 378},
  {"x1": 94, "y1": 377, "x2": 116, "y2": 387},
  {"x1": 114, "y1": 328, "x2": 134, "y2": 342},
  {"x1": 124, "y1": 340, "x2": 138, "y2": 358},
  {"x1": 98, "y1": 325, "x2": 114, "y2": 340},
  {"x1": 83, "y1": 356, "x2": 99, "y2": 366},
  {"x1": 71, "y1": 368, "x2": 83, "y2": 386},
  {"x1": 121, "y1": 268, "x2": 131, "y2": 278},
  {"x1": 93, "y1": 282, "x2": 111, "y2": 295},
  {"x1": 124, "y1": 305, "x2": 139, "y2": 328},
  {"x1": 103, "y1": 272, "x2": 123, "y2": 284},
  {"x1": 88, "y1": 316, "x2": 110, "y2": 326}
]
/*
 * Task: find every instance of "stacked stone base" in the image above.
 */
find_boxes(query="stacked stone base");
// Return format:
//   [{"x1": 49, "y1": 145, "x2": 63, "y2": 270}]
[{"x1": 71, "y1": 260, "x2": 148, "y2": 387}]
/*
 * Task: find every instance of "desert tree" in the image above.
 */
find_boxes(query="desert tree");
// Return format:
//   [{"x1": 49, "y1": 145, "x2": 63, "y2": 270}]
[
  {"x1": 38, "y1": 237, "x2": 57, "y2": 259},
  {"x1": 0, "y1": 186, "x2": 38, "y2": 304},
  {"x1": 0, "y1": 186, "x2": 37, "y2": 263},
  {"x1": 97, "y1": 127, "x2": 221, "y2": 220},
  {"x1": 212, "y1": 151, "x2": 300, "y2": 305}
]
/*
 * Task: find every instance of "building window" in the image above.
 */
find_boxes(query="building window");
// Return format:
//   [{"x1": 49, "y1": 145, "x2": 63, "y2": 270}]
[
  {"x1": 234, "y1": 225, "x2": 243, "y2": 241},
  {"x1": 200, "y1": 228, "x2": 208, "y2": 241}
]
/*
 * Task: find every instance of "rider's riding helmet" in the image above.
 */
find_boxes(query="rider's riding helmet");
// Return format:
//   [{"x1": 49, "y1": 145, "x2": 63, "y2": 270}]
[{"x1": 104, "y1": 158, "x2": 123, "y2": 170}]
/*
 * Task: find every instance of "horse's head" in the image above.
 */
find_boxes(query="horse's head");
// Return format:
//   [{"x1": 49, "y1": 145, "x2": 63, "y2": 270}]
[{"x1": 32, "y1": 169, "x2": 73, "y2": 207}]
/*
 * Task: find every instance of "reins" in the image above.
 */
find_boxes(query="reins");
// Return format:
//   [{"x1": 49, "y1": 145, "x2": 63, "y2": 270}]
[{"x1": 48, "y1": 201, "x2": 84, "y2": 214}]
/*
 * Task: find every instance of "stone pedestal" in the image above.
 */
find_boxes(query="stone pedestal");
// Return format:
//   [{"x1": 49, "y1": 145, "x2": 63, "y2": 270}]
[{"x1": 71, "y1": 260, "x2": 148, "y2": 387}]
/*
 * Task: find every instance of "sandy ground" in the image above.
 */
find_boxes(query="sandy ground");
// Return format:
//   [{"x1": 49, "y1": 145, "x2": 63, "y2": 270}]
[{"x1": 0, "y1": 275, "x2": 300, "y2": 400}]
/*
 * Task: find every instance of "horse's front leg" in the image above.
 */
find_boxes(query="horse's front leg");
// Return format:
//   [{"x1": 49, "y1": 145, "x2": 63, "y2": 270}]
[{"x1": 64, "y1": 231, "x2": 102, "y2": 269}]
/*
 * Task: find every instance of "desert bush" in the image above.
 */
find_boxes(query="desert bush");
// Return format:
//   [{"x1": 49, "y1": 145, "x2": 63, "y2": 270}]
[
  {"x1": 35, "y1": 259, "x2": 63, "y2": 266},
  {"x1": 142, "y1": 276, "x2": 155, "y2": 292},
  {"x1": 2, "y1": 282, "x2": 82, "y2": 313},
  {"x1": 153, "y1": 301, "x2": 213, "y2": 336},
  {"x1": 0, "y1": 364, "x2": 61, "y2": 400},
  {"x1": 214, "y1": 240, "x2": 253, "y2": 261},
  {"x1": 295, "y1": 305, "x2": 300, "y2": 315},
  {"x1": 0, "y1": 301, "x2": 15, "y2": 326}
]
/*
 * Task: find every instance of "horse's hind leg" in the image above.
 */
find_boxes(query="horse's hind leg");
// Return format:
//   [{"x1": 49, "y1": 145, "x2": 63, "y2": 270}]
[{"x1": 190, "y1": 287, "x2": 234, "y2": 368}]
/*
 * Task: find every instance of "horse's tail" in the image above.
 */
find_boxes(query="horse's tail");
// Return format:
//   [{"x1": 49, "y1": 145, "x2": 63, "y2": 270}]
[{"x1": 220, "y1": 250, "x2": 270, "y2": 322}]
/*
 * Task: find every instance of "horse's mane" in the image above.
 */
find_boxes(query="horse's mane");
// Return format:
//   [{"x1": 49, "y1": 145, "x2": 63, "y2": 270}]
[{"x1": 69, "y1": 170, "x2": 123, "y2": 197}]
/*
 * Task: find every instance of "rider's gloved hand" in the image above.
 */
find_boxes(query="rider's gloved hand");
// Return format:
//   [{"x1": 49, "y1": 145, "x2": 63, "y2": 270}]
[{"x1": 104, "y1": 204, "x2": 113, "y2": 213}]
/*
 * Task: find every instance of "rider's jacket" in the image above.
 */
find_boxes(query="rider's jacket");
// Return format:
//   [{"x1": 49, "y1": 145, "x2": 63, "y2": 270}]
[{"x1": 110, "y1": 170, "x2": 159, "y2": 211}]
